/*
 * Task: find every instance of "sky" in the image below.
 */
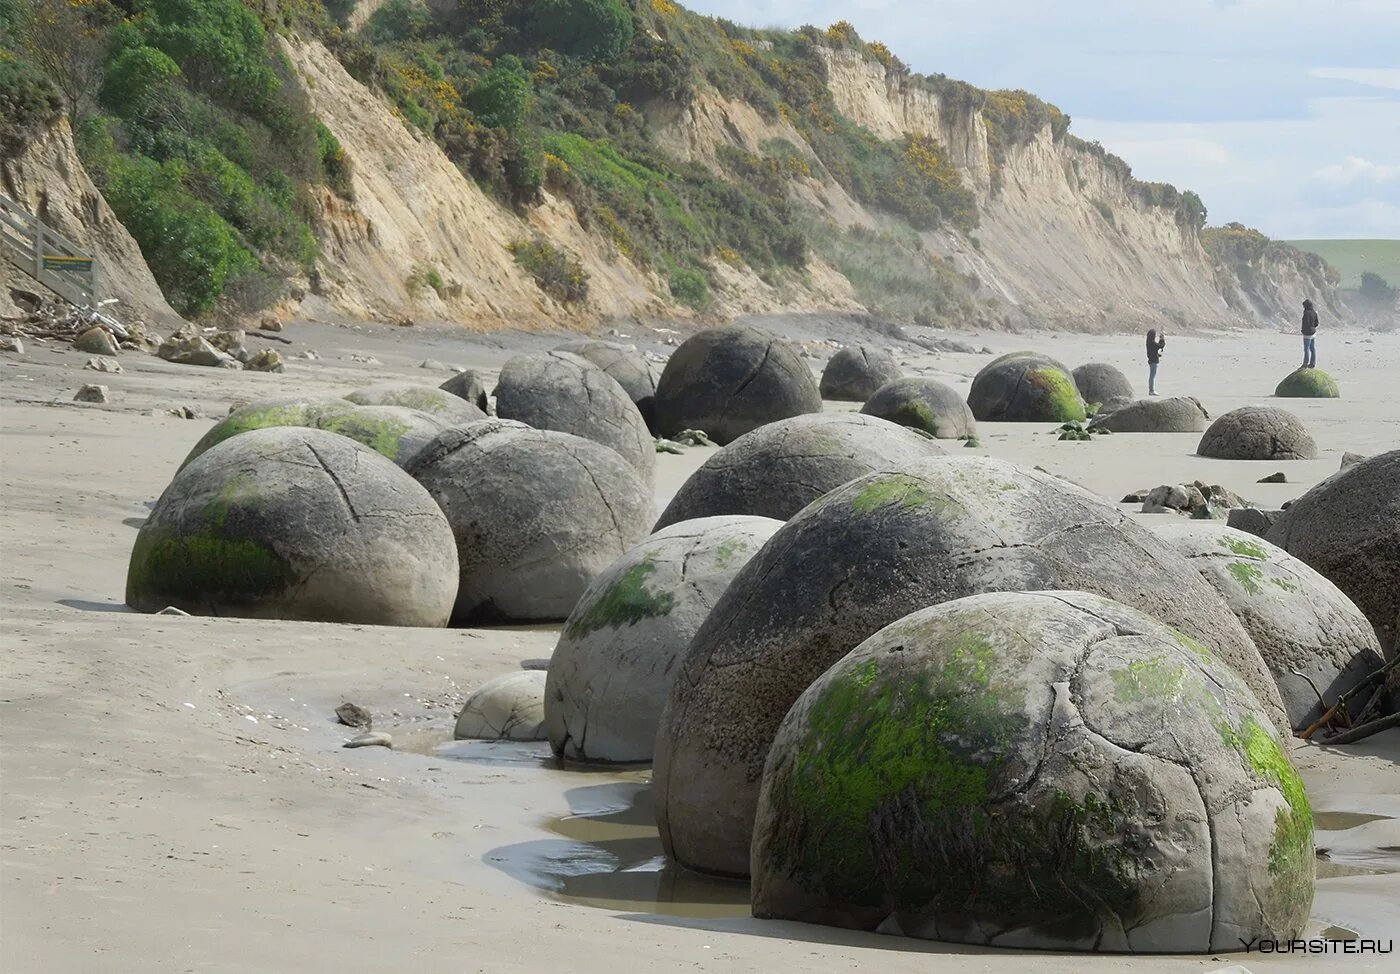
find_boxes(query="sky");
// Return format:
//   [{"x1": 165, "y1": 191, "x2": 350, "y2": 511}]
[{"x1": 683, "y1": 0, "x2": 1400, "y2": 240}]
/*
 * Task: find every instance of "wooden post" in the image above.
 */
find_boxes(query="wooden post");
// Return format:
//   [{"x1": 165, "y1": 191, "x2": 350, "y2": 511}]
[{"x1": 33, "y1": 217, "x2": 43, "y2": 281}]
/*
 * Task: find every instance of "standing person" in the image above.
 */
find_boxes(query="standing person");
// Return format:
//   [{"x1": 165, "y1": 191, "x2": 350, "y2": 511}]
[
  {"x1": 1146, "y1": 327, "x2": 1166, "y2": 395},
  {"x1": 1301, "y1": 299, "x2": 1319, "y2": 368}
]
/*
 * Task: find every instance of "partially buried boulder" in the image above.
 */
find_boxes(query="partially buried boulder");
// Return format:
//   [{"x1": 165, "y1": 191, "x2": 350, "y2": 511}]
[
  {"x1": 653, "y1": 456, "x2": 1286, "y2": 877},
  {"x1": 653, "y1": 325, "x2": 821, "y2": 445},
  {"x1": 455, "y1": 671, "x2": 547, "y2": 741},
  {"x1": 1089, "y1": 396, "x2": 1208, "y2": 432},
  {"x1": 819, "y1": 346, "x2": 902, "y2": 402},
  {"x1": 1072, "y1": 362, "x2": 1134, "y2": 406},
  {"x1": 158, "y1": 325, "x2": 238, "y2": 368},
  {"x1": 967, "y1": 351, "x2": 1086, "y2": 422},
  {"x1": 405, "y1": 420, "x2": 652, "y2": 623},
  {"x1": 751, "y1": 591, "x2": 1312, "y2": 952},
  {"x1": 439, "y1": 369, "x2": 490, "y2": 413},
  {"x1": 1266, "y1": 450, "x2": 1400, "y2": 655},
  {"x1": 1154, "y1": 522, "x2": 1384, "y2": 728},
  {"x1": 653, "y1": 413, "x2": 943, "y2": 529},
  {"x1": 1198, "y1": 406, "x2": 1317, "y2": 460},
  {"x1": 494, "y1": 349, "x2": 654, "y2": 482},
  {"x1": 1275, "y1": 368, "x2": 1340, "y2": 399},
  {"x1": 859, "y1": 377, "x2": 976, "y2": 439},
  {"x1": 127, "y1": 427, "x2": 458, "y2": 626},
  {"x1": 545, "y1": 515, "x2": 782, "y2": 764},
  {"x1": 344, "y1": 383, "x2": 486, "y2": 424},
  {"x1": 73, "y1": 326, "x2": 119, "y2": 356},
  {"x1": 556, "y1": 339, "x2": 661, "y2": 432}
]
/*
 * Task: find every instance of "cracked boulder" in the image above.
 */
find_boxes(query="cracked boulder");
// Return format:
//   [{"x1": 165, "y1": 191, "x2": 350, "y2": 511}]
[
  {"x1": 556, "y1": 339, "x2": 661, "y2": 433},
  {"x1": 819, "y1": 345, "x2": 903, "y2": 402},
  {"x1": 455, "y1": 671, "x2": 547, "y2": 741},
  {"x1": 1090, "y1": 396, "x2": 1209, "y2": 433},
  {"x1": 406, "y1": 420, "x2": 652, "y2": 624},
  {"x1": 653, "y1": 456, "x2": 1286, "y2": 878},
  {"x1": 654, "y1": 413, "x2": 943, "y2": 529},
  {"x1": 344, "y1": 383, "x2": 487, "y2": 424},
  {"x1": 495, "y1": 349, "x2": 654, "y2": 483},
  {"x1": 1154, "y1": 522, "x2": 1384, "y2": 729},
  {"x1": 751, "y1": 590, "x2": 1313, "y2": 952},
  {"x1": 1072, "y1": 362, "x2": 1135, "y2": 406},
  {"x1": 1198, "y1": 406, "x2": 1317, "y2": 460},
  {"x1": 967, "y1": 351, "x2": 1086, "y2": 423},
  {"x1": 859, "y1": 377, "x2": 977, "y2": 439},
  {"x1": 126, "y1": 427, "x2": 457, "y2": 625},
  {"x1": 546, "y1": 515, "x2": 782, "y2": 764},
  {"x1": 1266, "y1": 450, "x2": 1400, "y2": 655},
  {"x1": 439, "y1": 369, "x2": 491, "y2": 413},
  {"x1": 653, "y1": 325, "x2": 822, "y2": 445}
]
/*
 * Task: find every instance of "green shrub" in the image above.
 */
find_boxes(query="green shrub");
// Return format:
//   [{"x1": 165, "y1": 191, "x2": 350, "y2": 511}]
[
  {"x1": 1360, "y1": 271, "x2": 1397, "y2": 305},
  {"x1": 0, "y1": 53, "x2": 63, "y2": 156},
  {"x1": 466, "y1": 59, "x2": 533, "y2": 131},
  {"x1": 669, "y1": 267, "x2": 709, "y2": 309},
  {"x1": 100, "y1": 44, "x2": 182, "y2": 120},
  {"x1": 134, "y1": 0, "x2": 280, "y2": 114},
  {"x1": 316, "y1": 122, "x2": 353, "y2": 198},
  {"x1": 363, "y1": 0, "x2": 435, "y2": 44},
  {"x1": 527, "y1": 0, "x2": 634, "y2": 62},
  {"x1": 406, "y1": 265, "x2": 446, "y2": 298},
  {"x1": 510, "y1": 237, "x2": 589, "y2": 303}
]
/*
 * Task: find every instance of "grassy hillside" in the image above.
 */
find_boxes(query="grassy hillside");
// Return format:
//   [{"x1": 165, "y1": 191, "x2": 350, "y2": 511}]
[{"x1": 1287, "y1": 240, "x2": 1400, "y2": 290}]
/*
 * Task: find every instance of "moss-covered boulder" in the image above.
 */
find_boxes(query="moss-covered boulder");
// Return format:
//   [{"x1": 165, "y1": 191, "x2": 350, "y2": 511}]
[
  {"x1": 653, "y1": 325, "x2": 821, "y2": 445},
  {"x1": 405, "y1": 419, "x2": 652, "y2": 624},
  {"x1": 653, "y1": 413, "x2": 943, "y2": 529},
  {"x1": 127, "y1": 427, "x2": 458, "y2": 626},
  {"x1": 1072, "y1": 362, "x2": 1135, "y2": 406},
  {"x1": 344, "y1": 383, "x2": 487, "y2": 424},
  {"x1": 819, "y1": 346, "x2": 903, "y2": 402},
  {"x1": 654, "y1": 456, "x2": 1285, "y2": 878},
  {"x1": 545, "y1": 515, "x2": 782, "y2": 764},
  {"x1": 858, "y1": 377, "x2": 976, "y2": 439},
  {"x1": 556, "y1": 339, "x2": 661, "y2": 432},
  {"x1": 1154, "y1": 522, "x2": 1384, "y2": 729},
  {"x1": 455, "y1": 671, "x2": 547, "y2": 741},
  {"x1": 439, "y1": 369, "x2": 491, "y2": 412},
  {"x1": 752, "y1": 590, "x2": 1313, "y2": 952},
  {"x1": 1275, "y1": 367, "x2": 1340, "y2": 399},
  {"x1": 1198, "y1": 406, "x2": 1317, "y2": 460},
  {"x1": 967, "y1": 352, "x2": 1086, "y2": 422},
  {"x1": 1090, "y1": 396, "x2": 1209, "y2": 433}
]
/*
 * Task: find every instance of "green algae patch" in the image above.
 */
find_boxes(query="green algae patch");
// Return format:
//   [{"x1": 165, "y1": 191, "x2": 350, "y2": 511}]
[
  {"x1": 886, "y1": 399, "x2": 941, "y2": 436},
  {"x1": 1111, "y1": 656, "x2": 1187, "y2": 705},
  {"x1": 316, "y1": 412, "x2": 412, "y2": 461},
  {"x1": 181, "y1": 403, "x2": 316, "y2": 469},
  {"x1": 712, "y1": 538, "x2": 749, "y2": 568},
  {"x1": 128, "y1": 530, "x2": 292, "y2": 608},
  {"x1": 1270, "y1": 576, "x2": 1298, "y2": 593},
  {"x1": 1228, "y1": 560, "x2": 1266, "y2": 595},
  {"x1": 850, "y1": 475, "x2": 936, "y2": 516},
  {"x1": 1172, "y1": 630, "x2": 1217, "y2": 665},
  {"x1": 1275, "y1": 368, "x2": 1339, "y2": 399},
  {"x1": 1026, "y1": 367, "x2": 1087, "y2": 422},
  {"x1": 1221, "y1": 536, "x2": 1267, "y2": 560},
  {"x1": 564, "y1": 557, "x2": 675, "y2": 638}
]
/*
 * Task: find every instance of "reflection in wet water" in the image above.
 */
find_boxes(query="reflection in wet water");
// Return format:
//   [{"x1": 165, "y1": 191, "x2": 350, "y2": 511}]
[{"x1": 1314, "y1": 810, "x2": 1392, "y2": 831}]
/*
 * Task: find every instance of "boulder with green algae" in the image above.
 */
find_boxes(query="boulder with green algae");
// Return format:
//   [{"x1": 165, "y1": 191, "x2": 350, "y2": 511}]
[
  {"x1": 344, "y1": 383, "x2": 487, "y2": 424},
  {"x1": 653, "y1": 456, "x2": 1286, "y2": 878},
  {"x1": 653, "y1": 413, "x2": 943, "y2": 529},
  {"x1": 858, "y1": 377, "x2": 976, "y2": 439},
  {"x1": 545, "y1": 515, "x2": 782, "y2": 764},
  {"x1": 967, "y1": 352, "x2": 1086, "y2": 422},
  {"x1": 1072, "y1": 361, "x2": 1135, "y2": 405},
  {"x1": 1154, "y1": 522, "x2": 1384, "y2": 729},
  {"x1": 127, "y1": 427, "x2": 458, "y2": 626},
  {"x1": 819, "y1": 345, "x2": 903, "y2": 402},
  {"x1": 751, "y1": 590, "x2": 1313, "y2": 952},
  {"x1": 1275, "y1": 367, "x2": 1340, "y2": 399},
  {"x1": 1198, "y1": 406, "x2": 1317, "y2": 461}
]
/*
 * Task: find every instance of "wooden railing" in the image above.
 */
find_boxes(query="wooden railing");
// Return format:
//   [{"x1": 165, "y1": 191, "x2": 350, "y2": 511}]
[{"x1": 0, "y1": 192, "x2": 99, "y2": 308}]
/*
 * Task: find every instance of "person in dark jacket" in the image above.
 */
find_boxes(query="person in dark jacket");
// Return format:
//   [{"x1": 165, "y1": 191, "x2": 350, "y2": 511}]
[
  {"x1": 1301, "y1": 299, "x2": 1319, "y2": 368},
  {"x1": 1146, "y1": 327, "x2": 1166, "y2": 395}
]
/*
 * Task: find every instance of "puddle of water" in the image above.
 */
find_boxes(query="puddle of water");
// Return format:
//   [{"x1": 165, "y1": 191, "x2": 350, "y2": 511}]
[
  {"x1": 1315, "y1": 810, "x2": 1393, "y2": 831},
  {"x1": 428, "y1": 739, "x2": 556, "y2": 768},
  {"x1": 1320, "y1": 925, "x2": 1360, "y2": 941},
  {"x1": 1315, "y1": 857, "x2": 1392, "y2": 879}
]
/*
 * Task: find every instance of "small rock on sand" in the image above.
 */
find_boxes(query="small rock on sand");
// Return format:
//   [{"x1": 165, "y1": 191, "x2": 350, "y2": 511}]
[
  {"x1": 245, "y1": 349, "x2": 285, "y2": 373},
  {"x1": 0, "y1": 336, "x2": 24, "y2": 354},
  {"x1": 258, "y1": 315, "x2": 282, "y2": 332},
  {"x1": 74, "y1": 384, "x2": 110, "y2": 403},
  {"x1": 1257, "y1": 472, "x2": 1287, "y2": 484},
  {"x1": 335, "y1": 702, "x2": 372, "y2": 728},
  {"x1": 343, "y1": 732, "x2": 393, "y2": 749},
  {"x1": 74, "y1": 326, "x2": 119, "y2": 356},
  {"x1": 85, "y1": 357, "x2": 122, "y2": 373}
]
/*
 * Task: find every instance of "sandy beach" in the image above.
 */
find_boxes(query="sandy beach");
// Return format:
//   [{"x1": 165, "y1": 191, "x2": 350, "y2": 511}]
[{"x1": 2, "y1": 315, "x2": 1397, "y2": 973}]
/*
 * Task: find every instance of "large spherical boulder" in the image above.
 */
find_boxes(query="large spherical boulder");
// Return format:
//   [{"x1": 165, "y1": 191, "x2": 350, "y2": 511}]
[
  {"x1": 405, "y1": 420, "x2": 652, "y2": 624},
  {"x1": 439, "y1": 370, "x2": 491, "y2": 412},
  {"x1": 1275, "y1": 368, "x2": 1340, "y2": 399},
  {"x1": 455, "y1": 671, "x2": 547, "y2": 741},
  {"x1": 968, "y1": 352, "x2": 1086, "y2": 422},
  {"x1": 1090, "y1": 396, "x2": 1209, "y2": 433},
  {"x1": 752, "y1": 591, "x2": 1313, "y2": 951},
  {"x1": 1154, "y1": 522, "x2": 1384, "y2": 729},
  {"x1": 556, "y1": 339, "x2": 660, "y2": 432},
  {"x1": 128, "y1": 427, "x2": 458, "y2": 625},
  {"x1": 653, "y1": 326, "x2": 821, "y2": 444},
  {"x1": 494, "y1": 350, "x2": 654, "y2": 482},
  {"x1": 653, "y1": 456, "x2": 1285, "y2": 877},
  {"x1": 859, "y1": 377, "x2": 976, "y2": 439},
  {"x1": 545, "y1": 515, "x2": 782, "y2": 764},
  {"x1": 1198, "y1": 406, "x2": 1317, "y2": 460},
  {"x1": 345, "y1": 383, "x2": 486, "y2": 424},
  {"x1": 182, "y1": 396, "x2": 450, "y2": 470},
  {"x1": 1073, "y1": 362, "x2": 1135, "y2": 406},
  {"x1": 819, "y1": 346, "x2": 902, "y2": 402},
  {"x1": 1266, "y1": 450, "x2": 1400, "y2": 655},
  {"x1": 654, "y1": 413, "x2": 944, "y2": 529}
]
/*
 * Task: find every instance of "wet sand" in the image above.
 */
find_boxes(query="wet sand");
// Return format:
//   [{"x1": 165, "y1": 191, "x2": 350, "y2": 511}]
[{"x1": 2, "y1": 316, "x2": 1397, "y2": 971}]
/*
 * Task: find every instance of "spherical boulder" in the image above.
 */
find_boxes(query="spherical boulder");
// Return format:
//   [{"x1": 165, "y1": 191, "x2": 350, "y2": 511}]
[
  {"x1": 405, "y1": 420, "x2": 652, "y2": 624},
  {"x1": 556, "y1": 339, "x2": 660, "y2": 432},
  {"x1": 1090, "y1": 396, "x2": 1209, "y2": 433},
  {"x1": 127, "y1": 427, "x2": 458, "y2": 625},
  {"x1": 752, "y1": 591, "x2": 1313, "y2": 951},
  {"x1": 1073, "y1": 362, "x2": 1135, "y2": 406},
  {"x1": 819, "y1": 346, "x2": 903, "y2": 402},
  {"x1": 545, "y1": 515, "x2": 783, "y2": 764},
  {"x1": 653, "y1": 456, "x2": 1285, "y2": 877},
  {"x1": 967, "y1": 352, "x2": 1086, "y2": 422},
  {"x1": 653, "y1": 326, "x2": 821, "y2": 444},
  {"x1": 494, "y1": 349, "x2": 654, "y2": 482},
  {"x1": 1154, "y1": 522, "x2": 1385, "y2": 728},
  {"x1": 439, "y1": 369, "x2": 491, "y2": 412},
  {"x1": 344, "y1": 383, "x2": 486, "y2": 424},
  {"x1": 653, "y1": 413, "x2": 944, "y2": 529},
  {"x1": 1275, "y1": 368, "x2": 1340, "y2": 399},
  {"x1": 1198, "y1": 406, "x2": 1317, "y2": 460},
  {"x1": 1266, "y1": 450, "x2": 1400, "y2": 654},
  {"x1": 859, "y1": 377, "x2": 976, "y2": 439},
  {"x1": 455, "y1": 671, "x2": 547, "y2": 741}
]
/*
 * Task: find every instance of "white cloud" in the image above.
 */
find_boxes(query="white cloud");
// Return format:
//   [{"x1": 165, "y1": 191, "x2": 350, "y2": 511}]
[
  {"x1": 1309, "y1": 67, "x2": 1400, "y2": 91},
  {"x1": 1306, "y1": 156, "x2": 1400, "y2": 206}
]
